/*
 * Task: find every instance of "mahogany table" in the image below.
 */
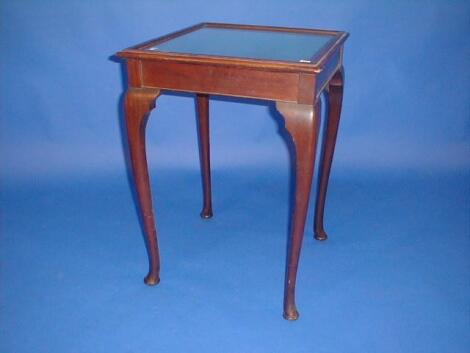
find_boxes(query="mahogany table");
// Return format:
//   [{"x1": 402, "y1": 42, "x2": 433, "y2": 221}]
[{"x1": 116, "y1": 23, "x2": 348, "y2": 320}]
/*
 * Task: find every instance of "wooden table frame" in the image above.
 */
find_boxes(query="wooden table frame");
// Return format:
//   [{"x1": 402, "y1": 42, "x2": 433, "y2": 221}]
[{"x1": 117, "y1": 23, "x2": 348, "y2": 320}]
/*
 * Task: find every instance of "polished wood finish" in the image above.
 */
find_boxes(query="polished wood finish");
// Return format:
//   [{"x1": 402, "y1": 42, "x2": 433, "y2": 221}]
[
  {"x1": 117, "y1": 23, "x2": 348, "y2": 320},
  {"x1": 314, "y1": 68, "x2": 344, "y2": 240},
  {"x1": 196, "y1": 94, "x2": 213, "y2": 219},
  {"x1": 119, "y1": 23, "x2": 348, "y2": 74},
  {"x1": 141, "y1": 60, "x2": 301, "y2": 102},
  {"x1": 124, "y1": 87, "x2": 161, "y2": 285},
  {"x1": 276, "y1": 100, "x2": 321, "y2": 320}
]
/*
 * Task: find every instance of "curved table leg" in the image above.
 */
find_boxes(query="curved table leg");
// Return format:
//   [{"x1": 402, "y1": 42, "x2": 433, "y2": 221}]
[
  {"x1": 276, "y1": 99, "x2": 321, "y2": 320},
  {"x1": 125, "y1": 87, "x2": 161, "y2": 285},
  {"x1": 196, "y1": 94, "x2": 213, "y2": 219},
  {"x1": 314, "y1": 68, "x2": 344, "y2": 241}
]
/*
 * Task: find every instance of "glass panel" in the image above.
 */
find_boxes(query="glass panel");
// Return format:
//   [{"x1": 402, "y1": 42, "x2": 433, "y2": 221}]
[{"x1": 148, "y1": 27, "x2": 334, "y2": 62}]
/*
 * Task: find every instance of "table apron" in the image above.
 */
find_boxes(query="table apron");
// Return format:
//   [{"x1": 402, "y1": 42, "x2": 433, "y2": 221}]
[
  {"x1": 138, "y1": 60, "x2": 308, "y2": 102},
  {"x1": 315, "y1": 47, "x2": 342, "y2": 98}
]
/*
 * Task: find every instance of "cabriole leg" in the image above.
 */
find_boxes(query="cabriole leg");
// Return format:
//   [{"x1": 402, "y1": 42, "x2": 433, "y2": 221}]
[
  {"x1": 125, "y1": 87, "x2": 161, "y2": 285},
  {"x1": 314, "y1": 68, "x2": 344, "y2": 241},
  {"x1": 276, "y1": 99, "x2": 321, "y2": 320},
  {"x1": 196, "y1": 94, "x2": 213, "y2": 219}
]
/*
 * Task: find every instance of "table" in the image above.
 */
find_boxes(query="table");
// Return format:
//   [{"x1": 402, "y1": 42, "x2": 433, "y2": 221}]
[{"x1": 116, "y1": 23, "x2": 348, "y2": 320}]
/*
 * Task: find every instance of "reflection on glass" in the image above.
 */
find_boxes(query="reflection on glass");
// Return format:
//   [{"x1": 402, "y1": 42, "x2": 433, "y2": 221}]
[{"x1": 148, "y1": 27, "x2": 334, "y2": 62}]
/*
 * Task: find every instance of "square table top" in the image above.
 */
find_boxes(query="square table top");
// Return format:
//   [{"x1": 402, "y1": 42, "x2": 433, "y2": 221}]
[{"x1": 118, "y1": 23, "x2": 348, "y2": 73}]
